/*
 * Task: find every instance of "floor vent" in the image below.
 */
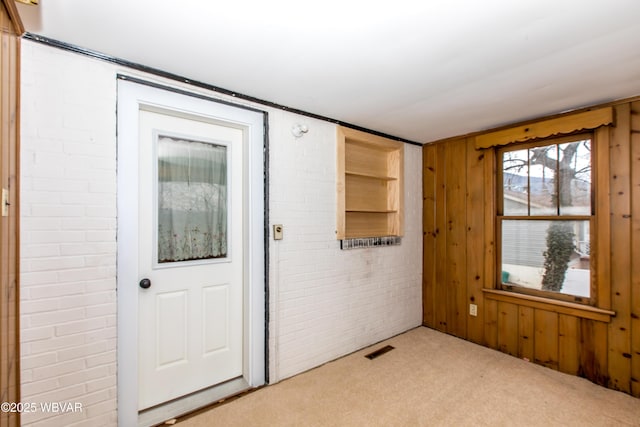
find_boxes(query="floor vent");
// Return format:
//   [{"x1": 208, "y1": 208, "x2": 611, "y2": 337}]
[{"x1": 365, "y1": 345, "x2": 395, "y2": 360}]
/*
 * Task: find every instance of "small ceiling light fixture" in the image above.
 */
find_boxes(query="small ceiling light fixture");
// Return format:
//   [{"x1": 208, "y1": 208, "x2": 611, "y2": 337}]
[
  {"x1": 291, "y1": 124, "x2": 309, "y2": 138},
  {"x1": 15, "y1": 0, "x2": 39, "y2": 4}
]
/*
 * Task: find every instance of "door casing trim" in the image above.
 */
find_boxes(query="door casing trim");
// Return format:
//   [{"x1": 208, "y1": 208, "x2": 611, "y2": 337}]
[{"x1": 116, "y1": 78, "x2": 266, "y2": 426}]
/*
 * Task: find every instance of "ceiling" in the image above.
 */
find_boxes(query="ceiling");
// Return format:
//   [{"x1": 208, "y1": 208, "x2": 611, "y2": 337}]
[{"x1": 15, "y1": 0, "x2": 640, "y2": 143}]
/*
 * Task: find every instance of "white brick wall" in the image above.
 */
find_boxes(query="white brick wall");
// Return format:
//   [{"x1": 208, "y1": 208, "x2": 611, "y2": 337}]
[
  {"x1": 20, "y1": 40, "x2": 422, "y2": 426},
  {"x1": 20, "y1": 42, "x2": 118, "y2": 426},
  {"x1": 267, "y1": 110, "x2": 422, "y2": 380}
]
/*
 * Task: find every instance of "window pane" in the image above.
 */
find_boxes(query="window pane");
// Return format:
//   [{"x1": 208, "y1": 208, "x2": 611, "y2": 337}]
[
  {"x1": 528, "y1": 145, "x2": 557, "y2": 216},
  {"x1": 157, "y1": 135, "x2": 228, "y2": 263},
  {"x1": 558, "y1": 139, "x2": 591, "y2": 215},
  {"x1": 503, "y1": 148, "x2": 529, "y2": 215},
  {"x1": 501, "y1": 220, "x2": 590, "y2": 297}
]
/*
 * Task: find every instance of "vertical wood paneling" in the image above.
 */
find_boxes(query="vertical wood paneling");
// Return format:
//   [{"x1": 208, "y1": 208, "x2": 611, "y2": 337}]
[
  {"x1": 578, "y1": 319, "x2": 597, "y2": 380},
  {"x1": 8, "y1": 28, "x2": 18, "y2": 415},
  {"x1": 497, "y1": 302, "x2": 518, "y2": 356},
  {"x1": 0, "y1": 28, "x2": 8, "y2": 419},
  {"x1": 484, "y1": 299, "x2": 498, "y2": 350},
  {"x1": 423, "y1": 98, "x2": 640, "y2": 398},
  {"x1": 444, "y1": 139, "x2": 467, "y2": 338},
  {"x1": 534, "y1": 310, "x2": 559, "y2": 370},
  {"x1": 434, "y1": 143, "x2": 447, "y2": 332},
  {"x1": 0, "y1": 1, "x2": 20, "y2": 426},
  {"x1": 577, "y1": 319, "x2": 610, "y2": 386},
  {"x1": 559, "y1": 314, "x2": 580, "y2": 375},
  {"x1": 482, "y1": 147, "x2": 496, "y2": 286},
  {"x1": 608, "y1": 103, "x2": 632, "y2": 393},
  {"x1": 518, "y1": 306, "x2": 534, "y2": 361},
  {"x1": 466, "y1": 139, "x2": 485, "y2": 344},
  {"x1": 482, "y1": 146, "x2": 496, "y2": 350},
  {"x1": 630, "y1": 101, "x2": 640, "y2": 397},
  {"x1": 575, "y1": 319, "x2": 610, "y2": 386},
  {"x1": 422, "y1": 145, "x2": 437, "y2": 327},
  {"x1": 593, "y1": 321, "x2": 610, "y2": 386}
]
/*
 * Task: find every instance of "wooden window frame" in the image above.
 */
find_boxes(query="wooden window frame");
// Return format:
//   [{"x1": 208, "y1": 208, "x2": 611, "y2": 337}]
[{"x1": 496, "y1": 132, "x2": 597, "y2": 306}]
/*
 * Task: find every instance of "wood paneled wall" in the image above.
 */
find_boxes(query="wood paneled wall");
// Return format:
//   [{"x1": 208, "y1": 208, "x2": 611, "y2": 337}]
[
  {"x1": 423, "y1": 98, "x2": 640, "y2": 397},
  {"x1": 0, "y1": 1, "x2": 21, "y2": 426}
]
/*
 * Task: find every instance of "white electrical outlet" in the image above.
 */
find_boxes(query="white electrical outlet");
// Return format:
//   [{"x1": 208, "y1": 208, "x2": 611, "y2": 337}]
[{"x1": 469, "y1": 304, "x2": 478, "y2": 317}]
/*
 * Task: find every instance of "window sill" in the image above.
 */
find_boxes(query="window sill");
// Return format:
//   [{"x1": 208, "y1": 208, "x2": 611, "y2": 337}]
[{"x1": 482, "y1": 289, "x2": 615, "y2": 323}]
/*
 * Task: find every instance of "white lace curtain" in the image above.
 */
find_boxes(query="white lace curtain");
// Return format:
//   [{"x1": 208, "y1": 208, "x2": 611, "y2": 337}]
[{"x1": 157, "y1": 136, "x2": 228, "y2": 263}]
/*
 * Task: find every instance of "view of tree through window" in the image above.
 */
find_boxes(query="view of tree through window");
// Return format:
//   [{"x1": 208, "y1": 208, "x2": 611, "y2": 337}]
[{"x1": 499, "y1": 135, "x2": 592, "y2": 300}]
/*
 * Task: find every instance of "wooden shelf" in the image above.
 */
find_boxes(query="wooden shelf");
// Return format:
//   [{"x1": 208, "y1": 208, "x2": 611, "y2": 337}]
[
  {"x1": 345, "y1": 212, "x2": 394, "y2": 238},
  {"x1": 337, "y1": 126, "x2": 404, "y2": 239},
  {"x1": 345, "y1": 171, "x2": 398, "y2": 181},
  {"x1": 346, "y1": 209, "x2": 398, "y2": 213}
]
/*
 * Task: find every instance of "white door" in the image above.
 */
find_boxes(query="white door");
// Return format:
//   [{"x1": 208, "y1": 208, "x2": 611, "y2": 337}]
[
  {"x1": 117, "y1": 80, "x2": 265, "y2": 426},
  {"x1": 137, "y1": 109, "x2": 245, "y2": 410}
]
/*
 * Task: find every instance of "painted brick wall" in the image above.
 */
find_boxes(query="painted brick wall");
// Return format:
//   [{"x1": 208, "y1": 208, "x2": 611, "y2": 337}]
[
  {"x1": 266, "y1": 109, "x2": 423, "y2": 381},
  {"x1": 20, "y1": 42, "x2": 118, "y2": 426},
  {"x1": 20, "y1": 40, "x2": 422, "y2": 426}
]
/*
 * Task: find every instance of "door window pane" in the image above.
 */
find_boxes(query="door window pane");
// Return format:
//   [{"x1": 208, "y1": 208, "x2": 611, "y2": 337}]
[{"x1": 157, "y1": 135, "x2": 228, "y2": 263}]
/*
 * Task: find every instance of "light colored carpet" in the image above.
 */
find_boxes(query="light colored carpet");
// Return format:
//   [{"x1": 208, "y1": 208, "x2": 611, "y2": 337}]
[{"x1": 177, "y1": 327, "x2": 640, "y2": 426}]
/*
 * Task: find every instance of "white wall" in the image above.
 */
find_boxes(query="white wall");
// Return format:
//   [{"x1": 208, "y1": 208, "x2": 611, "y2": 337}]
[{"x1": 20, "y1": 40, "x2": 422, "y2": 426}]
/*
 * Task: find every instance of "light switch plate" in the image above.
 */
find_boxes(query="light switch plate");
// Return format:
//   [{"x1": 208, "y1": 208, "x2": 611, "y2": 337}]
[
  {"x1": 1, "y1": 188, "x2": 8, "y2": 217},
  {"x1": 273, "y1": 224, "x2": 283, "y2": 240}
]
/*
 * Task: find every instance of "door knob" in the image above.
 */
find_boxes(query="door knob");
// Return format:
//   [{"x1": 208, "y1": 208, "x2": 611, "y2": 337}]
[{"x1": 139, "y1": 278, "x2": 151, "y2": 289}]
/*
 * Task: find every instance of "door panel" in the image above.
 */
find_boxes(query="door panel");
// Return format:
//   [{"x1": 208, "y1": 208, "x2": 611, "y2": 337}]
[
  {"x1": 156, "y1": 291, "x2": 187, "y2": 368},
  {"x1": 203, "y1": 285, "x2": 230, "y2": 354},
  {"x1": 137, "y1": 109, "x2": 244, "y2": 410}
]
